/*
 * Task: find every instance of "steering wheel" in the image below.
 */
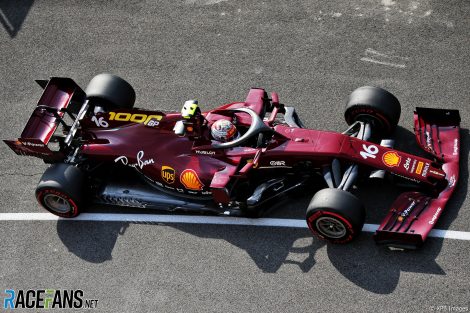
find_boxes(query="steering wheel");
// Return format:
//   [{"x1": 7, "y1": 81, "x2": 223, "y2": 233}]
[{"x1": 211, "y1": 108, "x2": 273, "y2": 149}]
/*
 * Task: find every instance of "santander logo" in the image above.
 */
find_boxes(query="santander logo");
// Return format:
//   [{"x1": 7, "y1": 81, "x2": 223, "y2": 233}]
[{"x1": 428, "y1": 207, "x2": 442, "y2": 225}]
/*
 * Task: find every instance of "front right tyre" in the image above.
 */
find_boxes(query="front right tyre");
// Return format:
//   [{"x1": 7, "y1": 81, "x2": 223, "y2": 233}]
[{"x1": 306, "y1": 188, "x2": 365, "y2": 244}]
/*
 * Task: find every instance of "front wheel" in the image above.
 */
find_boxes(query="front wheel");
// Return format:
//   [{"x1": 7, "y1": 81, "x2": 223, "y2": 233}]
[
  {"x1": 35, "y1": 163, "x2": 86, "y2": 218},
  {"x1": 344, "y1": 86, "x2": 401, "y2": 137},
  {"x1": 306, "y1": 188, "x2": 365, "y2": 244}
]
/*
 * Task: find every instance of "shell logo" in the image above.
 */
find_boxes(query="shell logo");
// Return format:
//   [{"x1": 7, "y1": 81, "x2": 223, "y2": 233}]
[
  {"x1": 382, "y1": 151, "x2": 401, "y2": 167},
  {"x1": 180, "y1": 169, "x2": 204, "y2": 191}
]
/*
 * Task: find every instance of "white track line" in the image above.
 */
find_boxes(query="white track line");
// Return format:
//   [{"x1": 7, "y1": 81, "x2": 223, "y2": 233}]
[
  {"x1": 1, "y1": 213, "x2": 470, "y2": 241},
  {"x1": 360, "y1": 57, "x2": 406, "y2": 68}
]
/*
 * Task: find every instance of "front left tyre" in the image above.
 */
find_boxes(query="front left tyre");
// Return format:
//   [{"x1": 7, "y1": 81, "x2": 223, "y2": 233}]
[
  {"x1": 35, "y1": 163, "x2": 86, "y2": 218},
  {"x1": 344, "y1": 86, "x2": 401, "y2": 137}
]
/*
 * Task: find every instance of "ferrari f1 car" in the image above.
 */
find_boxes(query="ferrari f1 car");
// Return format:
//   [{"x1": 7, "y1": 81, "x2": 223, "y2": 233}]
[{"x1": 4, "y1": 74, "x2": 461, "y2": 249}]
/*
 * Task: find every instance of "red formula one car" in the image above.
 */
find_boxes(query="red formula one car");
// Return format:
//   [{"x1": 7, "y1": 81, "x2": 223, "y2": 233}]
[{"x1": 4, "y1": 74, "x2": 461, "y2": 249}]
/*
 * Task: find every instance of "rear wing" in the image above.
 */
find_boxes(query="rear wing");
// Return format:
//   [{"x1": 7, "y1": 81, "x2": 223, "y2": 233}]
[{"x1": 3, "y1": 78, "x2": 85, "y2": 160}]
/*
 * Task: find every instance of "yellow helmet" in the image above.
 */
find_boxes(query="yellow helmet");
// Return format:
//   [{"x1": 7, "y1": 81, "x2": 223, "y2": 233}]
[{"x1": 181, "y1": 100, "x2": 199, "y2": 119}]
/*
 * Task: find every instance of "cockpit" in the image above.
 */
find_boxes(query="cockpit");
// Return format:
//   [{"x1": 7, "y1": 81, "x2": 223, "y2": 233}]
[
  {"x1": 174, "y1": 104, "x2": 275, "y2": 150},
  {"x1": 173, "y1": 88, "x2": 304, "y2": 150}
]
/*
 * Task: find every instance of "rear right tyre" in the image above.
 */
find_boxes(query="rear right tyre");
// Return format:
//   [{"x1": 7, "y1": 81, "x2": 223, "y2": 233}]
[{"x1": 35, "y1": 163, "x2": 86, "y2": 218}]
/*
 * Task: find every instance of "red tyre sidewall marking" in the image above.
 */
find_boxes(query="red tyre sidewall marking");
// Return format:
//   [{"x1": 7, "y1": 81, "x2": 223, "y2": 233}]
[
  {"x1": 36, "y1": 189, "x2": 78, "y2": 217},
  {"x1": 307, "y1": 211, "x2": 355, "y2": 244},
  {"x1": 348, "y1": 107, "x2": 391, "y2": 132}
]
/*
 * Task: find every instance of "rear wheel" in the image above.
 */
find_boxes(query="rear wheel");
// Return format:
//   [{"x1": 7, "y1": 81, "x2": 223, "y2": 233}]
[
  {"x1": 344, "y1": 86, "x2": 401, "y2": 137},
  {"x1": 306, "y1": 188, "x2": 365, "y2": 244},
  {"x1": 36, "y1": 163, "x2": 86, "y2": 218},
  {"x1": 85, "y1": 73, "x2": 135, "y2": 109}
]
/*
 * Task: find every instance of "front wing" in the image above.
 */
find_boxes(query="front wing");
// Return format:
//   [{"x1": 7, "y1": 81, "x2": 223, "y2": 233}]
[{"x1": 374, "y1": 107, "x2": 461, "y2": 249}]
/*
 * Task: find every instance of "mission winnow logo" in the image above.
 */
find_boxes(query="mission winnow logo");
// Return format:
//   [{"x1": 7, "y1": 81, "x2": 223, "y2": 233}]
[{"x1": 3, "y1": 289, "x2": 99, "y2": 310}]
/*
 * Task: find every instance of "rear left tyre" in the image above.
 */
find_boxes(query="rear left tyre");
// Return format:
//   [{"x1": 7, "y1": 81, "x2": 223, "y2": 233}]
[
  {"x1": 85, "y1": 73, "x2": 136, "y2": 109},
  {"x1": 306, "y1": 188, "x2": 365, "y2": 244},
  {"x1": 35, "y1": 163, "x2": 86, "y2": 218}
]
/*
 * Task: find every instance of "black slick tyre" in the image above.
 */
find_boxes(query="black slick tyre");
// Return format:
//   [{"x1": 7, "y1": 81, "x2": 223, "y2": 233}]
[
  {"x1": 344, "y1": 86, "x2": 401, "y2": 137},
  {"x1": 306, "y1": 188, "x2": 365, "y2": 244},
  {"x1": 35, "y1": 163, "x2": 86, "y2": 218},
  {"x1": 85, "y1": 73, "x2": 135, "y2": 109}
]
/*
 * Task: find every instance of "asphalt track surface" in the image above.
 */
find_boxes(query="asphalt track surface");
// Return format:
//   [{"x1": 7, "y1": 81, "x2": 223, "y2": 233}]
[{"x1": 0, "y1": 0, "x2": 469, "y2": 312}]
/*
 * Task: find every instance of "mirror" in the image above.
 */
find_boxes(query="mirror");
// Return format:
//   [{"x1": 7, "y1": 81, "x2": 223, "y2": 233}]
[{"x1": 173, "y1": 120, "x2": 185, "y2": 136}]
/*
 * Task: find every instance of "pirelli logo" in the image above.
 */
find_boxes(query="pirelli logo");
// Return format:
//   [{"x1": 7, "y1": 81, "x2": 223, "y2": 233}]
[{"x1": 415, "y1": 161, "x2": 424, "y2": 175}]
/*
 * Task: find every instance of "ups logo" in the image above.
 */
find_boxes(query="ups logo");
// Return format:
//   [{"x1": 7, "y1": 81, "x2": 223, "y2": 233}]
[{"x1": 161, "y1": 166, "x2": 176, "y2": 184}]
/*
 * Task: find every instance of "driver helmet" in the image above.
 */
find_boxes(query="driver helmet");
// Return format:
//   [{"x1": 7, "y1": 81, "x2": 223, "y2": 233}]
[
  {"x1": 211, "y1": 119, "x2": 239, "y2": 142},
  {"x1": 181, "y1": 100, "x2": 200, "y2": 119}
]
